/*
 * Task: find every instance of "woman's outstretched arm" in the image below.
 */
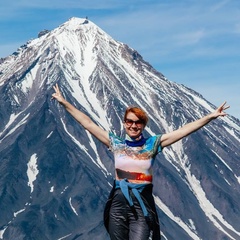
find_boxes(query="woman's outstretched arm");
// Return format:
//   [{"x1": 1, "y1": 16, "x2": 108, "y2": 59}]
[
  {"x1": 160, "y1": 102, "x2": 230, "y2": 148},
  {"x1": 52, "y1": 84, "x2": 110, "y2": 147}
]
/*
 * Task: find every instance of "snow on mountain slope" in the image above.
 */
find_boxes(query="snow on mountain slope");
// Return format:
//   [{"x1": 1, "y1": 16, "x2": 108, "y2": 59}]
[{"x1": 0, "y1": 17, "x2": 240, "y2": 240}]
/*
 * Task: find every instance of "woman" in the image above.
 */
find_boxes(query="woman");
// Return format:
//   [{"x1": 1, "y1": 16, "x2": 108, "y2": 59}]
[{"x1": 52, "y1": 84, "x2": 229, "y2": 240}]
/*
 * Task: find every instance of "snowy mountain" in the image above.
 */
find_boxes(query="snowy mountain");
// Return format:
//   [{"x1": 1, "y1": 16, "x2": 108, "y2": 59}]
[{"x1": 0, "y1": 17, "x2": 240, "y2": 240}]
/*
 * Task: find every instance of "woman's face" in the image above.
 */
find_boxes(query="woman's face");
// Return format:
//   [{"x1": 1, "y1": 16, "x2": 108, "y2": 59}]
[{"x1": 124, "y1": 112, "x2": 145, "y2": 139}]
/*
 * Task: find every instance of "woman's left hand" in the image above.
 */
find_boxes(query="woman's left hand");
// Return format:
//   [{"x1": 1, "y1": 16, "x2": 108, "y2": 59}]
[{"x1": 210, "y1": 101, "x2": 230, "y2": 119}]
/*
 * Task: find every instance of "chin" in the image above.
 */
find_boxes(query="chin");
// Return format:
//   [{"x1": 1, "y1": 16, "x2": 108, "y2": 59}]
[{"x1": 128, "y1": 132, "x2": 141, "y2": 138}]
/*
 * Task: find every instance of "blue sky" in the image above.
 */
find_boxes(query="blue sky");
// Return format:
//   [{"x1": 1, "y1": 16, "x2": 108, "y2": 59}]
[{"x1": 0, "y1": 0, "x2": 239, "y2": 119}]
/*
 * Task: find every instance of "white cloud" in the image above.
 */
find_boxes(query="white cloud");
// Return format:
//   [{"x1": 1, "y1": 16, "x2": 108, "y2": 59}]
[
  {"x1": 172, "y1": 29, "x2": 206, "y2": 46},
  {"x1": 0, "y1": 0, "x2": 239, "y2": 118}
]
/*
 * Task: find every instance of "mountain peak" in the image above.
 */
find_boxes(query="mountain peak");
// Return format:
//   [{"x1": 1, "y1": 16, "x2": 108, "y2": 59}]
[
  {"x1": 65, "y1": 16, "x2": 90, "y2": 26},
  {"x1": 0, "y1": 17, "x2": 240, "y2": 240},
  {"x1": 57, "y1": 17, "x2": 94, "y2": 32}
]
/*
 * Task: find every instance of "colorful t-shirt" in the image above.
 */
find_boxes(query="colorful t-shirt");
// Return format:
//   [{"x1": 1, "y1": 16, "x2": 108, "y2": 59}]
[{"x1": 109, "y1": 132, "x2": 162, "y2": 182}]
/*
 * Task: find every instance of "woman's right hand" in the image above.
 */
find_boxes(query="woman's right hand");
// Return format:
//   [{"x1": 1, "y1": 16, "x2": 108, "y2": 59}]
[
  {"x1": 51, "y1": 83, "x2": 110, "y2": 147},
  {"x1": 52, "y1": 84, "x2": 65, "y2": 104}
]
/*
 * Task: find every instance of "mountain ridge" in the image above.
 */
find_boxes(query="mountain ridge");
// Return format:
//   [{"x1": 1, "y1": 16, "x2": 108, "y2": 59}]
[{"x1": 0, "y1": 17, "x2": 240, "y2": 240}]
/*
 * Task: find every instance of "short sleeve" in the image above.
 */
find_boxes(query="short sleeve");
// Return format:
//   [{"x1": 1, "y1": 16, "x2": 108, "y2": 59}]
[
  {"x1": 155, "y1": 134, "x2": 163, "y2": 153},
  {"x1": 144, "y1": 134, "x2": 162, "y2": 157},
  {"x1": 108, "y1": 132, "x2": 124, "y2": 152}
]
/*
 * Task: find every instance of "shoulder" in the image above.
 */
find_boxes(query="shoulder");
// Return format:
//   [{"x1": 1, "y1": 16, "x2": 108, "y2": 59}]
[
  {"x1": 109, "y1": 132, "x2": 124, "y2": 145},
  {"x1": 145, "y1": 134, "x2": 163, "y2": 153},
  {"x1": 108, "y1": 132, "x2": 125, "y2": 151},
  {"x1": 145, "y1": 134, "x2": 162, "y2": 143},
  {"x1": 109, "y1": 132, "x2": 122, "y2": 140}
]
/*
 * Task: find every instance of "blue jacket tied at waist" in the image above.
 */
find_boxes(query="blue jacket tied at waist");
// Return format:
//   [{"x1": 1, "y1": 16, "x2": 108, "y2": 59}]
[{"x1": 115, "y1": 179, "x2": 150, "y2": 218}]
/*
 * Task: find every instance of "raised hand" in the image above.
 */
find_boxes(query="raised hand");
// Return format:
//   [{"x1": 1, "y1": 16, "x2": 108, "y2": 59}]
[
  {"x1": 211, "y1": 101, "x2": 230, "y2": 119},
  {"x1": 51, "y1": 84, "x2": 65, "y2": 103}
]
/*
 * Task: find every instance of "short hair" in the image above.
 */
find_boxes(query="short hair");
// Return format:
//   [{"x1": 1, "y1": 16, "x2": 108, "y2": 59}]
[{"x1": 124, "y1": 107, "x2": 148, "y2": 126}]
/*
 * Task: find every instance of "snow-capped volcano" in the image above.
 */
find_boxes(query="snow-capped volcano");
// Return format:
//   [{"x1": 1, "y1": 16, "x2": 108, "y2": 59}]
[{"x1": 0, "y1": 17, "x2": 240, "y2": 240}]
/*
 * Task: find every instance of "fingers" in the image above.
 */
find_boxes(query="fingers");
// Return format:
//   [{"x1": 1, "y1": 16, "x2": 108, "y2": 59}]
[
  {"x1": 51, "y1": 83, "x2": 62, "y2": 101},
  {"x1": 224, "y1": 105, "x2": 230, "y2": 110},
  {"x1": 55, "y1": 83, "x2": 60, "y2": 93},
  {"x1": 53, "y1": 83, "x2": 59, "y2": 93},
  {"x1": 220, "y1": 101, "x2": 230, "y2": 111},
  {"x1": 216, "y1": 101, "x2": 230, "y2": 117}
]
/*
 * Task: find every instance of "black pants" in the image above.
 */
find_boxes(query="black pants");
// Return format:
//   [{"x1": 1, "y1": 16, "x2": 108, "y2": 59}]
[
  {"x1": 104, "y1": 182, "x2": 161, "y2": 240},
  {"x1": 108, "y1": 189, "x2": 153, "y2": 240}
]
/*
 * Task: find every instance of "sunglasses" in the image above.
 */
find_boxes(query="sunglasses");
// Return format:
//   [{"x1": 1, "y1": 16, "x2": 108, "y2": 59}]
[{"x1": 124, "y1": 119, "x2": 144, "y2": 127}]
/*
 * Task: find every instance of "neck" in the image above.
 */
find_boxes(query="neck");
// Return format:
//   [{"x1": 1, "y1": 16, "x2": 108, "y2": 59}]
[
  {"x1": 126, "y1": 133, "x2": 142, "y2": 141},
  {"x1": 125, "y1": 134, "x2": 146, "y2": 147}
]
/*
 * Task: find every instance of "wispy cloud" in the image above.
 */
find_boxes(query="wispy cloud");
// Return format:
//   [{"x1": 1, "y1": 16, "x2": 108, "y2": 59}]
[
  {"x1": 0, "y1": 0, "x2": 127, "y2": 11},
  {"x1": 0, "y1": 0, "x2": 239, "y2": 118},
  {"x1": 209, "y1": 0, "x2": 231, "y2": 12},
  {"x1": 172, "y1": 29, "x2": 206, "y2": 46}
]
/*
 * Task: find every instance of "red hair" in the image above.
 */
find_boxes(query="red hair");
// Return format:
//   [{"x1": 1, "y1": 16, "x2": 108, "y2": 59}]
[{"x1": 124, "y1": 107, "x2": 148, "y2": 126}]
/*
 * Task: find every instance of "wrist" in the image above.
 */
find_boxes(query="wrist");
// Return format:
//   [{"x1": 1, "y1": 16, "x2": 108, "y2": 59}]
[
  {"x1": 60, "y1": 98, "x2": 68, "y2": 106},
  {"x1": 208, "y1": 112, "x2": 217, "y2": 120}
]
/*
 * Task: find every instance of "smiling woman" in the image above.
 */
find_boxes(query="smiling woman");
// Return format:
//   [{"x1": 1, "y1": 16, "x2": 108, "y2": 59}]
[
  {"x1": 124, "y1": 107, "x2": 148, "y2": 126},
  {"x1": 52, "y1": 83, "x2": 229, "y2": 240}
]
